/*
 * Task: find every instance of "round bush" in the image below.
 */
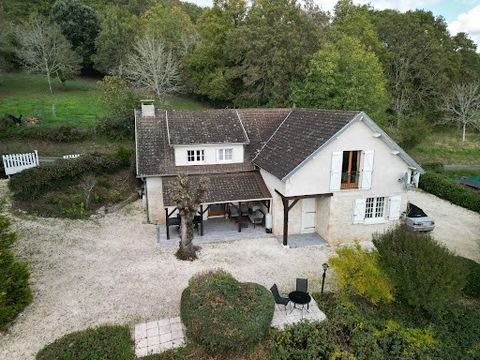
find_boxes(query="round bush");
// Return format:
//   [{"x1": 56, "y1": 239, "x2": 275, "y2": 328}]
[
  {"x1": 456, "y1": 256, "x2": 480, "y2": 298},
  {"x1": 180, "y1": 270, "x2": 274, "y2": 354},
  {"x1": 36, "y1": 325, "x2": 133, "y2": 360}
]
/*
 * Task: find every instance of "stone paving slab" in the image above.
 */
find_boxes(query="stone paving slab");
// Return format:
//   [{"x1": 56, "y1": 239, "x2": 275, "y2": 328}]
[
  {"x1": 134, "y1": 316, "x2": 186, "y2": 358},
  {"x1": 271, "y1": 298, "x2": 326, "y2": 329}
]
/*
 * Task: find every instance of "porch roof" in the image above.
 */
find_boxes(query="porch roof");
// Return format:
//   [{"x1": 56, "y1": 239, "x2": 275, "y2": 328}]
[{"x1": 162, "y1": 171, "x2": 272, "y2": 207}]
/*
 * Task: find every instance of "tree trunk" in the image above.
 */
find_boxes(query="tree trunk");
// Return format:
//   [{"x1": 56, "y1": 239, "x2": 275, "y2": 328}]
[
  {"x1": 179, "y1": 212, "x2": 195, "y2": 255},
  {"x1": 462, "y1": 123, "x2": 466, "y2": 142},
  {"x1": 46, "y1": 70, "x2": 53, "y2": 95}
]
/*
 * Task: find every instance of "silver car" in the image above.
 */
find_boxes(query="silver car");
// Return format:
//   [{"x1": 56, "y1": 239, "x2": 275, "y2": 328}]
[{"x1": 405, "y1": 203, "x2": 435, "y2": 232}]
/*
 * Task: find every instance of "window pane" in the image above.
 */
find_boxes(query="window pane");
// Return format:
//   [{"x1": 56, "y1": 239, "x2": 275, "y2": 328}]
[
  {"x1": 375, "y1": 197, "x2": 385, "y2": 218},
  {"x1": 218, "y1": 149, "x2": 224, "y2": 161},
  {"x1": 187, "y1": 150, "x2": 194, "y2": 162},
  {"x1": 225, "y1": 148, "x2": 233, "y2": 160},
  {"x1": 365, "y1": 197, "x2": 374, "y2": 218}
]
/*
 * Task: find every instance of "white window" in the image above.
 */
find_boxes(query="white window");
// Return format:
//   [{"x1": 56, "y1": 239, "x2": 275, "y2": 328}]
[
  {"x1": 365, "y1": 196, "x2": 385, "y2": 220},
  {"x1": 187, "y1": 149, "x2": 205, "y2": 163},
  {"x1": 218, "y1": 148, "x2": 233, "y2": 162}
]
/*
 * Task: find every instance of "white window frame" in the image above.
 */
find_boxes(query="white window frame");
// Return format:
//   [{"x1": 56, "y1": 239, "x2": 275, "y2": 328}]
[
  {"x1": 364, "y1": 196, "x2": 386, "y2": 223},
  {"x1": 187, "y1": 149, "x2": 205, "y2": 163},
  {"x1": 217, "y1": 148, "x2": 233, "y2": 162}
]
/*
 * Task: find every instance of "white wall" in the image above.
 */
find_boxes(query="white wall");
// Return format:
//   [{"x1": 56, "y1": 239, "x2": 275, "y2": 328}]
[
  {"x1": 146, "y1": 177, "x2": 165, "y2": 224},
  {"x1": 284, "y1": 120, "x2": 409, "y2": 197},
  {"x1": 174, "y1": 143, "x2": 244, "y2": 166}
]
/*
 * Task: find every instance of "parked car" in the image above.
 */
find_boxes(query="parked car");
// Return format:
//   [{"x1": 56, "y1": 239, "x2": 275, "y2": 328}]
[{"x1": 404, "y1": 203, "x2": 435, "y2": 232}]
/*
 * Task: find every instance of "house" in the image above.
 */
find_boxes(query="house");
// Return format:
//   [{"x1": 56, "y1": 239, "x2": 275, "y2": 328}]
[{"x1": 135, "y1": 101, "x2": 424, "y2": 245}]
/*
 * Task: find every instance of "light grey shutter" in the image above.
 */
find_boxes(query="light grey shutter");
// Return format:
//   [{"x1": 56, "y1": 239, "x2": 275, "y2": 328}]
[
  {"x1": 388, "y1": 195, "x2": 402, "y2": 220},
  {"x1": 361, "y1": 150, "x2": 374, "y2": 190},
  {"x1": 352, "y1": 198, "x2": 366, "y2": 224},
  {"x1": 330, "y1": 151, "x2": 343, "y2": 191}
]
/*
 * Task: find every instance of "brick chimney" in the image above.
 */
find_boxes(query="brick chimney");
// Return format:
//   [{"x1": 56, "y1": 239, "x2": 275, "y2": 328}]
[{"x1": 141, "y1": 100, "x2": 155, "y2": 117}]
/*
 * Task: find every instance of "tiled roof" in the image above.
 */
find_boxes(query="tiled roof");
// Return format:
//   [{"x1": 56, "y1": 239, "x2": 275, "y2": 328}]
[
  {"x1": 253, "y1": 109, "x2": 359, "y2": 179},
  {"x1": 162, "y1": 172, "x2": 272, "y2": 207},
  {"x1": 167, "y1": 109, "x2": 249, "y2": 145}
]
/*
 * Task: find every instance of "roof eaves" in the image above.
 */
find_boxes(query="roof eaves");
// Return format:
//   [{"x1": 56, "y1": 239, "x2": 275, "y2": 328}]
[
  {"x1": 281, "y1": 112, "x2": 362, "y2": 181},
  {"x1": 360, "y1": 112, "x2": 425, "y2": 174},
  {"x1": 134, "y1": 109, "x2": 140, "y2": 176},
  {"x1": 252, "y1": 109, "x2": 293, "y2": 163}
]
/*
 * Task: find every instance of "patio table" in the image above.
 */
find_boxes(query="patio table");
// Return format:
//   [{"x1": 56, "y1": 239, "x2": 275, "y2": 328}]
[{"x1": 288, "y1": 291, "x2": 311, "y2": 318}]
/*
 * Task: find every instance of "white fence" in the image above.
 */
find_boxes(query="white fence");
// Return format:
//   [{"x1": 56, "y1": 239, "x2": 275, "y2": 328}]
[
  {"x1": 62, "y1": 154, "x2": 80, "y2": 159},
  {"x1": 2, "y1": 150, "x2": 39, "y2": 176}
]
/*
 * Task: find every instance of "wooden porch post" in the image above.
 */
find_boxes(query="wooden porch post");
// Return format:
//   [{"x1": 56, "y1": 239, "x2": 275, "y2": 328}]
[
  {"x1": 200, "y1": 204, "x2": 204, "y2": 236},
  {"x1": 165, "y1": 208, "x2": 170, "y2": 240},
  {"x1": 282, "y1": 197, "x2": 289, "y2": 246}
]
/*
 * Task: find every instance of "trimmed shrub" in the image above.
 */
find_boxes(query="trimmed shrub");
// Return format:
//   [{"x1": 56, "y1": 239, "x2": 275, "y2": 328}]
[
  {"x1": 419, "y1": 171, "x2": 480, "y2": 213},
  {"x1": 329, "y1": 242, "x2": 394, "y2": 304},
  {"x1": 180, "y1": 270, "x2": 274, "y2": 355},
  {"x1": 373, "y1": 226, "x2": 466, "y2": 314},
  {"x1": 455, "y1": 256, "x2": 480, "y2": 298},
  {"x1": 9, "y1": 149, "x2": 132, "y2": 200},
  {"x1": 0, "y1": 200, "x2": 32, "y2": 329},
  {"x1": 36, "y1": 325, "x2": 133, "y2": 360}
]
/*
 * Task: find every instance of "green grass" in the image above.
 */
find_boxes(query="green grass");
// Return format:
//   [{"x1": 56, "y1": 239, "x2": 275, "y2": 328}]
[
  {"x1": 0, "y1": 73, "x2": 210, "y2": 130},
  {"x1": 410, "y1": 128, "x2": 480, "y2": 165}
]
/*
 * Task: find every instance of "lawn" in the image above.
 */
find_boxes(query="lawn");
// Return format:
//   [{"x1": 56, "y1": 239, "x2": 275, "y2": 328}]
[
  {"x1": 0, "y1": 72, "x2": 209, "y2": 130},
  {"x1": 410, "y1": 127, "x2": 480, "y2": 166}
]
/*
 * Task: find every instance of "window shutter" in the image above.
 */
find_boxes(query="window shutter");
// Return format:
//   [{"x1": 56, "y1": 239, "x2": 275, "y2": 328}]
[
  {"x1": 388, "y1": 195, "x2": 402, "y2": 220},
  {"x1": 352, "y1": 198, "x2": 366, "y2": 224},
  {"x1": 330, "y1": 151, "x2": 343, "y2": 191},
  {"x1": 361, "y1": 150, "x2": 374, "y2": 190}
]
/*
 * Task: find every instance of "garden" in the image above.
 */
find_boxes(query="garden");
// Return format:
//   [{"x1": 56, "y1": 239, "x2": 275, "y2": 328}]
[{"x1": 29, "y1": 226, "x2": 480, "y2": 359}]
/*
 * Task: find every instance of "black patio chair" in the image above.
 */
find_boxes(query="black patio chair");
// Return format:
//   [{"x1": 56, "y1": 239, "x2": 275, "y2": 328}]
[
  {"x1": 270, "y1": 284, "x2": 290, "y2": 315},
  {"x1": 296, "y1": 278, "x2": 309, "y2": 309}
]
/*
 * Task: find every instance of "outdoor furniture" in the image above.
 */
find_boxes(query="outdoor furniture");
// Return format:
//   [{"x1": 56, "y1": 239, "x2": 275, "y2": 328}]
[
  {"x1": 270, "y1": 284, "x2": 290, "y2": 315},
  {"x1": 288, "y1": 291, "x2": 311, "y2": 318},
  {"x1": 236, "y1": 216, "x2": 249, "y2": 232},
  {"x1": 228, "y1": 206, "x2": 240, "y2": 219},
  {"x1": 240, "y1": 203, "x2": 249, "y2": 216},
  {"x1": 248, "y1": 209, "x2": 264, "y2": 228},
  {"x1": 193, "y1": 215, "x2": 202, "y2": 234},
  {"x1": 296, "y1": 278, "x2": 309, "y2": 309}
]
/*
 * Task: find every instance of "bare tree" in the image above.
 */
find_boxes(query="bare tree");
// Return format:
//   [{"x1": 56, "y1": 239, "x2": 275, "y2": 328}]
[
  {"x1": 15, "y1": 18, "x2": 81, "y2": 94},
  {"x1": 82, "y1": 176, "x2": 97, "y2": 210},
  {"x1": 123, "y1": 35, "x2": 182, "y2": 100},
  {"x1": 442, "y1": 82, "x2": 480, "y2": 142},
  {"x1": 173, "y1": 175, "x2": 208, "y2": 260}
]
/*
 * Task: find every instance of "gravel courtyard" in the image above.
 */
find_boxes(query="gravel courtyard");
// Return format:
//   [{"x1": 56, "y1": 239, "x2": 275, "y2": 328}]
[
  {"x1": 0, "y1": 185, "x2": 478, "y2": 359},
  {"x1": 0, "y1": 199, "x2": 334, "y2": 359}
]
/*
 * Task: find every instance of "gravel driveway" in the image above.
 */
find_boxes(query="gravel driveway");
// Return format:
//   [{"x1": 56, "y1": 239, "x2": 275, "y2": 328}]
[
  {"x1": 407, "y1": 190, "x2": 480, "y2": 262},
  {"x1": 0, "y1": 198, "x2": 334, "y2": 359}
]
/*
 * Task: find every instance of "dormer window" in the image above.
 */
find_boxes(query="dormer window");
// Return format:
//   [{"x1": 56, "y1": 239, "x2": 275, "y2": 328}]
[
  {"x1": 218, "y1": 148, "x2": 233, "y2": 162},
  {"x1": 187, "y1": 149, "x2": 205, "y2": 163}
]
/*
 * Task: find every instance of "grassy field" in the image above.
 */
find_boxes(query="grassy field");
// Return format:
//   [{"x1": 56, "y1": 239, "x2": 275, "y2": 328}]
[
  {"x1": 410, "y1": 128, "x2": 480, "y2": 166},
  {"x1": 0, "y1": 72, "x2": 209, "y2": 129}
]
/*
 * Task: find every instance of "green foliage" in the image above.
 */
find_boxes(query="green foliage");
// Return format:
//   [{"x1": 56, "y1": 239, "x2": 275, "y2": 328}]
[
  {"x1": 96, "y1": 76, "x2": 141, "y2": 139},
  {"x1": 291, "y1": 36, "x2": 389, "y2": 123},
  {"x1": 36, "y1": 325, "x2": 133, "y2": 360},
  {"x1": 373, "y1": 225, "x2": 467, "y2": 314},
  {"x1": 0, "y1": 200, "x2": 32, "y2": 329},
  {"x1": 180, "y1": 270, "x2": 274, "y2": 354},
  {"x1": 93, "y1": 5, "x2": 138, "y2": 74},
  {"x1": 419, "y1": 171, "x2": 480, "y2": 213},
  {"x1": 50, "y1": 0, "x2": 100, "y2": 69},
  {"x1": 329, "y1": 242, "x2": 394, "y2": 304},
  {"x1": 397, "y1": 114, "x2": 430, "y2": 149},
  {"x1": 9, "y1": 151, "x2": 131, "y2": 201},
  {"x1": 13, "y1": 125, "x2": 92, "y2": 143},
  {"x1": 455, "y1": 257, "x2": 480, "y2": 298}
]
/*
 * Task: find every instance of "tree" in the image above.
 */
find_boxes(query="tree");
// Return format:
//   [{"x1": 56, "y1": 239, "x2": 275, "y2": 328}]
[
  {"x1": 93, "y1": 5, "x2": 139, "y2": 74},
  {"x1": 15, "y1": 17, "x2": 81, "y2": 94},
  {"x1": 291, "y1": 36, "x2": 389, "y2": 122},
  {"x1": 123, "y1": 35, "x2": 182, "y2": 100},
  {"x1": 50, "y1": 0, "x2": 99, "y2": 70},
  {"x1": 442, "y1": 82, "x2": 480, "y2": 142},
  {"x1": 141, "y1": 2, "x2": 197, "y2": 57},
  {"x1": 231, "y1": 0, "x2": 327, "y2": 106},
  {"x1": 173, "y1": 175, "x2": 208, "y2": 260}
]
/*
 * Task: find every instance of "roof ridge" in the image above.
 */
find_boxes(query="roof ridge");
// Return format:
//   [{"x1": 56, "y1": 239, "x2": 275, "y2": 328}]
[
  {"x1": 236, "y1": 109, "x2": 250, "y2": 145},
  {"x1": 252, "y1": 109, "x2": 293, "y2": 163}
]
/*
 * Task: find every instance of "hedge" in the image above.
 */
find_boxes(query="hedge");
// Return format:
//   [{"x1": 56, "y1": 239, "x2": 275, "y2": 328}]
[
  {"x1": 180, "y1": 270, "x2": 274, "y2": 355},
  {"x1": 455, "y1": 256, "x2": 480, "y2": 298},
  {"x1": 419, "y1": 171, "x2": 480, "y2": 213},
  {"x1": 9, "y1": 149, "x2": 133, "y2": 201},
  {"x1": 36, "y1": 325, "x2": 133, "y2": 360},
  {"x1": 0, "y1": 200, "x2": 32, "y2": 329}
]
